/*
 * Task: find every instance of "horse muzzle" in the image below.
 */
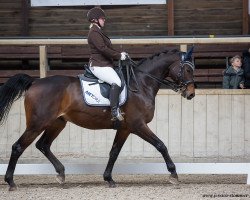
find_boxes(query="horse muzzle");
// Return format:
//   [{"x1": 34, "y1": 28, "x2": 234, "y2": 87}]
[{"x1": 181, "y1": 83, "x2": 195, "y2": 100}]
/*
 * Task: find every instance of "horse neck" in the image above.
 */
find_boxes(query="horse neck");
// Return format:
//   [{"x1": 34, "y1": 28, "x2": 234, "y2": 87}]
[
  {"x1": 139, "y1": 53, "x2": 177, "y2": 77},
  {"x1": 136, "y1": 54, "x2": 177, "y2": 96}
]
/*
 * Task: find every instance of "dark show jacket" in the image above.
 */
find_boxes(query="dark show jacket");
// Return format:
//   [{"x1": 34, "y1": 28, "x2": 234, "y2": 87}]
[
  {"x1": 222, "y1": 66, "x2": 244, "y2": 89},
  {"x1": 87, "y1": 24, "x2": 120, "y2": 67}
]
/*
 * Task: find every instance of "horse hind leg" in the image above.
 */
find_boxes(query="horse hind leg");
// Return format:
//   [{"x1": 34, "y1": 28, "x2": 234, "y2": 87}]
[
  {"x1": 35, "y1": 117, "x2": 67, "y2": 184},
  {"x1": 5, "y1": 127, "x2": 44, "y2": 191}
]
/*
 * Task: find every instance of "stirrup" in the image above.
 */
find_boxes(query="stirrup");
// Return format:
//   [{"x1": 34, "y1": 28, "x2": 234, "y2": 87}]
[{"x1": 111, "y1": 108, "x2": 124, "y2": 121}]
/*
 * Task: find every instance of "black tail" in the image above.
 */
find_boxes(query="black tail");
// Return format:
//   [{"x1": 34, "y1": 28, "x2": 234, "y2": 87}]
[{"x1": 0, "y1": 74, "x2": 34, "y2": 125}]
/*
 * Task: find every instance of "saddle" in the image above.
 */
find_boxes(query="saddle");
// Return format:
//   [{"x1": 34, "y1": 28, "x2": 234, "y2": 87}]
[{"x1": 78, "y1": 65, "x2": 127, "y2": 107}]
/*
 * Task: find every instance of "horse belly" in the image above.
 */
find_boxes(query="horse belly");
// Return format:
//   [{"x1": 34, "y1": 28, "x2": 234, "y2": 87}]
[{"x1": 63, "y1": 109, "x2": 114, "y2": 130}]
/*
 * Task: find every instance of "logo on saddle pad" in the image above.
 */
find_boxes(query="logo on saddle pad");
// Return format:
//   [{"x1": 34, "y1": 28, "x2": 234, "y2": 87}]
[
  {"x1": 78, "y1": 75, "x2": 127, "y2": 107},
  {"x1": 85, "y1": 90, "x2": 101, "y2": 103}
]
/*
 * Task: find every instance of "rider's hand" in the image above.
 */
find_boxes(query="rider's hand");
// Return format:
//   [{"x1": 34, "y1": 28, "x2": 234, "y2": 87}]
[
  {"x1": 120, "y1": 52, "x2": 129, "y2": 60},
  {"x1": 240, "y1": 83, "x2": 245, "y2": 89}
]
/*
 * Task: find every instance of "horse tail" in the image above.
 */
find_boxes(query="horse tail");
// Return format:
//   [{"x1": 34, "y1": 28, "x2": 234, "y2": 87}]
[{"x1": 0, "y1": 74, "x2": 34, "y2": 125}]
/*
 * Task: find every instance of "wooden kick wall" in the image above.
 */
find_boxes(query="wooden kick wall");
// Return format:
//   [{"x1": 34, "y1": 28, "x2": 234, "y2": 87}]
[{"x1": 0, "y1": 90, "x2": 250, "y2": 163}]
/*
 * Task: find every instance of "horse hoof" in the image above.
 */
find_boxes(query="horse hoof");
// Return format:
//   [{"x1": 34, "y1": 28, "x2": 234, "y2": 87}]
[
  {"x1": 56, "y1": 174, "x2": 65, "y2": 184},
  {"x1": 169, "y1": 175, "x2": 180, "y2": 185},
  {"x1": 9, "y1": 185, "x2": 17, "y2": 191}
]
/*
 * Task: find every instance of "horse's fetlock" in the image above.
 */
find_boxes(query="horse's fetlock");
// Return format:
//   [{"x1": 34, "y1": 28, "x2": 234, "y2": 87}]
[
  {"x1": 103, "y1": 172, "x2": 111, "y2": 181},
  {"x1": 57, "y1": 166, "x2": 65, "y2": 174},
  {"x1": 167, "y1": 163, "x2": 176, "y2": 173},
  {"x1": 104, "y1": 177, "x2": 111, "y2": 182},
  {"x1": 4, "y1": 174, "x2": 11, "y2": 183}
]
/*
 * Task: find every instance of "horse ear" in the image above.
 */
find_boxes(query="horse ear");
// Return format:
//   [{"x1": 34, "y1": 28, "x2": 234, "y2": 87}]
[
  {"x1": 184, "y1": 46, "x2": 194, "y2": 61},
  {"x1": 181, "y1": 52, "x2": 186, "y2": 61}
]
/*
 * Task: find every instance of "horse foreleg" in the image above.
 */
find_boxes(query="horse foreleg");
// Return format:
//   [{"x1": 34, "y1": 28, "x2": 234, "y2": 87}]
[
  {"x1": 35, "y1": 117, "x2": 67, "y2": 184},
  {"x1": 135, "y1": 123, "x2": 179, "y2": 184},
  {"x1": 103, "y1": 128, "x2": 130, "y2": 188},
  {"x1": 5, "y1": 128, "x2": 43, "y2": 191}
]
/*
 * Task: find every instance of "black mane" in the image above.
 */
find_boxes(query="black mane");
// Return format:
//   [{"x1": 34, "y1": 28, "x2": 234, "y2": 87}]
[{"x1": 137, "y1": 49, "x2": 180, "y2": 66}]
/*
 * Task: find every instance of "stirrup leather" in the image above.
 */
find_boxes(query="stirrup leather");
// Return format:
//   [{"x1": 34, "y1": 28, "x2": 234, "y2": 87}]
[{"x1": 111, "y1": 108, "x2": 124, "y2": 121}]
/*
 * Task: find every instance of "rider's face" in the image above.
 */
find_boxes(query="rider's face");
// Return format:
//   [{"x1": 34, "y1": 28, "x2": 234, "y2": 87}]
[{"x1": 98, "y1": 17, "x2": 105, "y2": 27}]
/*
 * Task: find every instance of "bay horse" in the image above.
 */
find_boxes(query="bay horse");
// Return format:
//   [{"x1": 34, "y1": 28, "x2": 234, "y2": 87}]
[{"x1": 0, "y1": 48, "x2": 195, "y2": 191}]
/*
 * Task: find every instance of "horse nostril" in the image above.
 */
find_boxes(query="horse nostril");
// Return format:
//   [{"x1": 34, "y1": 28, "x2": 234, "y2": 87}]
[{"x1": 186, "y1": 93, "x2": 195, "y2": 100}]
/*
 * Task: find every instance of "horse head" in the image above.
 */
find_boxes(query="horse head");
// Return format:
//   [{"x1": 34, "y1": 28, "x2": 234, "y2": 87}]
[{"x1": 168, "y1": 47, "x2": 195, "y2": 100}]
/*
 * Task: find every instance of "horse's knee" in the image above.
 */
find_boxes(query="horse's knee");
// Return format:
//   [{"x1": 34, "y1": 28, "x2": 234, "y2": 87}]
[{"x1": 11, "y1": 142, "x2": 24, "y2": 157}]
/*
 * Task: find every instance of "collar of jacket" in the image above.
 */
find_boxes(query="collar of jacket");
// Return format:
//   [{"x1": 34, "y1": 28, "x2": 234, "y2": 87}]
[
  {"x1": 90, "y1": 23, "x2": 101, "y2": 29},
  {"x1": 225, "y1": 66, "x2": 244, "y2": 75},
  {"x1": 90, "y1": 23, "x2": 111, "y2": 41}
]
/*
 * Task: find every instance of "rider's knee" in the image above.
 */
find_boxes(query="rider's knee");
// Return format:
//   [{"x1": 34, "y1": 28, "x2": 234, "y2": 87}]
[{"x1": 111, "y1": 79, "x2": 121, "y2": 87}]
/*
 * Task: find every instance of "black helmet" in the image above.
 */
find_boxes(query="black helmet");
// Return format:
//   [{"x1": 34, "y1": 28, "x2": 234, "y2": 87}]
[{"x1": 87, "y1": 7, "x2": 105, "y2": 22}]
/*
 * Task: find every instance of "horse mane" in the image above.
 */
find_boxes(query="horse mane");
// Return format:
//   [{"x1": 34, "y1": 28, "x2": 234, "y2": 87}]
[{"x1": 137, "y1": 49, "x2": 180, "y2": 66}]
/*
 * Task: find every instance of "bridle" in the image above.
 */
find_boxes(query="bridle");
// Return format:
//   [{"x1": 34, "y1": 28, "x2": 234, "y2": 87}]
[
  {"x1": 122, "y1": 57, "x2": 195, "y2": 93},
  {"x1": 173, "y1": 60, "x2": 195, "y2": 92}
]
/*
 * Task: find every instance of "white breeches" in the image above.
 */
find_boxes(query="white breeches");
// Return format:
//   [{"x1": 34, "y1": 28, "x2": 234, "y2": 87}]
[{"x1": 89, "y1": 66, "x2": 121, "y2": 87}]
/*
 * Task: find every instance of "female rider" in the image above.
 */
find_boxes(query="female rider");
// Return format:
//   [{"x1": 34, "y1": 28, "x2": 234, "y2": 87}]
[{"x1": 87, "y1": 7, "x2": 128, "y2": 121}]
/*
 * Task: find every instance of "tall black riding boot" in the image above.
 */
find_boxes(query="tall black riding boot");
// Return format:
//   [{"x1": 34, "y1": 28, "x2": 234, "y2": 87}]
[{"x1": 110, "y1": 83, "x2": 124, "y2": 121}]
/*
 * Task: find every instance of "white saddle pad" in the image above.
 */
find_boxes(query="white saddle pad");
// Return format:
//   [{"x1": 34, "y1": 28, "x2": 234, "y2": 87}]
[{"x1": 79, "y1": 79, "x2": 127, "y2": 107}]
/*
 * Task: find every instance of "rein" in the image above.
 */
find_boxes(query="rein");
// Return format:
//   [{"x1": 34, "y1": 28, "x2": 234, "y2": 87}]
[{"x1": 121, "y1": 58, "x2": 194, "y2": 93}]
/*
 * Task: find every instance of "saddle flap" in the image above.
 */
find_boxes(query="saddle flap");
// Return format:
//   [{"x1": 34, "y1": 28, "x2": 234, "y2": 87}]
[{"x1": 78, "y1": 74, "x2": 127, "y2": 107}]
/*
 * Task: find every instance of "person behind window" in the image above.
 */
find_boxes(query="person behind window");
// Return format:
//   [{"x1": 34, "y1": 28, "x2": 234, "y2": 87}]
[{"x1": 222, "y1": 55, "x2": 245, "y2": 89}]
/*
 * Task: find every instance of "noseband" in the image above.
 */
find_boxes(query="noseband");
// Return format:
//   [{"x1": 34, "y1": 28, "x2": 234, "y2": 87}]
[
  {"x1": 123, "y1": 58, "x2": 195, "y2": 93},
  {"x1": 176, "y1": 60, "x2": 195, "y2": 91}
]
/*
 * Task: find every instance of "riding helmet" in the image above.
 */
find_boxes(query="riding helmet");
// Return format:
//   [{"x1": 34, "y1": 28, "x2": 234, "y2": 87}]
[{"x1": 87, "y1": 7, "x2": 106, "y2": 22}]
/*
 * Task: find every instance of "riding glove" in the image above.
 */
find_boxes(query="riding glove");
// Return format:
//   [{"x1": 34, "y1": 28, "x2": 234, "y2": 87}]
[{"x1": 120, "y1": 52, "x2": 129, "y2": 60}]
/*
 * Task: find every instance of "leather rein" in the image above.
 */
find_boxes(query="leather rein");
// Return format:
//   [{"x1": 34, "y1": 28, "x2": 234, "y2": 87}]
[{"x1": 121, "y1": 58, "x2": 195, "y2": 93}]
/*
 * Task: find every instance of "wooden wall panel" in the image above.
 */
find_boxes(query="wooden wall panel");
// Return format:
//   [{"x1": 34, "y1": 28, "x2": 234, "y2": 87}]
[
  {"x1": 0, "y1": 1, "x2": 245, "y2": 37},
  {"x1": 168, "y1": 95, "x2": 182, "y2": 158},
  {"x1": 174, "y1": 0, "x2": 243, "y2": 35},
  {"x1": 218, "y1": 95, "x2": 232, "y2": 161},
  {"x1": 193, "y1": 95, "x2": 207, "y2": 157},
  {"x1": 181, "y1": 97, "x2": 194, "y2": 158},
  {"x1": 206, "y1": 95, "x2": 219, "y2": 159},
  {"x1": 28, "y1": 5, "x2": 168, "y2": 37},
  {"x1": 244, "y1": 95, "x2": 250, "y2": 157},
  {"x1": 0, "y1": 1, "x2": 22, "y2": 36},
  {"x1": 1, "y1": 91, "x2": 250, "y2": 163},
  {"x1": 231, "y1": 95, "x2": 245, "y2": 157}
]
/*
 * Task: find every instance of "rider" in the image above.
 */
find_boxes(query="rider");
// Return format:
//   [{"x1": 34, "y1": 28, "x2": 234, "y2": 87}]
[{"x1": 87, "y1": 7, "x2": 128, "y2": 121}]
